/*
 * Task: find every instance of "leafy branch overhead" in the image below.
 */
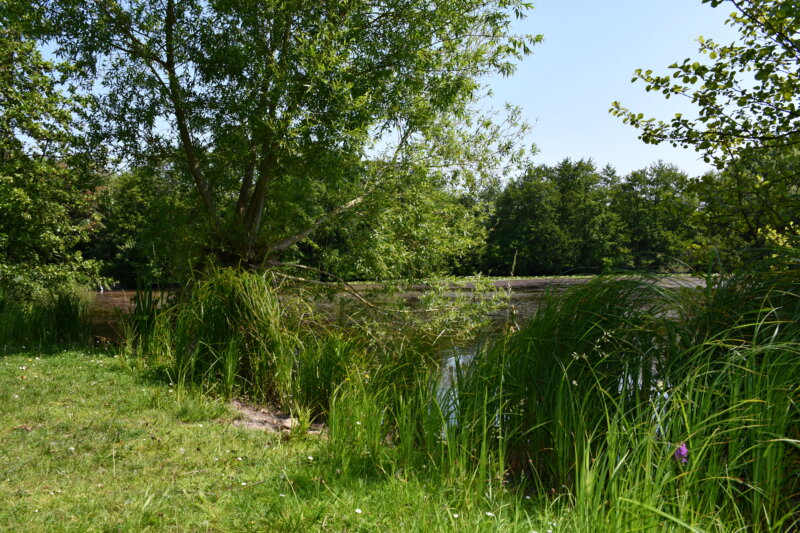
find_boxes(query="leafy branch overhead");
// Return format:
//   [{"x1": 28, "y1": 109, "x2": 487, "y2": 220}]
[
  {"x1": 610, "y1": 0, "x2": 800, "y2": 166},
  {"x1": 30, "y1": 0, "x2": 539, "y2": 267}
]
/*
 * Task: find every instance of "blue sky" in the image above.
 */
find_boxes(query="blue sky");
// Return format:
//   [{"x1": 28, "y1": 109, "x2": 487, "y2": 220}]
[{"x1": 487, "y1": 0, "x2": 742, "y2": 177}]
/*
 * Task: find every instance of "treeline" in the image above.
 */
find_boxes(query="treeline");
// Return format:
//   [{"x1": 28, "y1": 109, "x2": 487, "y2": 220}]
[
  {"x1": 79, "y1": 153, "x2": 797, "y2": 286},
  {"x1": 479, "y1": 159, "x2": 699, "y2": 276}
]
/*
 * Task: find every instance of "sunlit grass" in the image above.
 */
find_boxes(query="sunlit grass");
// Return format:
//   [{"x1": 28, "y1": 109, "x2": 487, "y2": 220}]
[{"x1": 0, "y1": 351, "x2": 540, "y2": 532}]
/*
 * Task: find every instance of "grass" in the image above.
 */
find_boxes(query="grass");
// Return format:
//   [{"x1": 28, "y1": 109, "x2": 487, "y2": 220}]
[
  {"x1": 0, "y1": 350, "x2": 541, "y2": 532},
  {"x1": 3, "y1": 258, "x2": 798, "y2": 531},
  {"x1": 0, "y1": 290, "x2": 89, "y2": 349}
]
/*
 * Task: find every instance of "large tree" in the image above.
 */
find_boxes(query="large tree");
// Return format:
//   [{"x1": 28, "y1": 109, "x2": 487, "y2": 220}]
[
  {"x1": 30, "y1": 0, "x2": 537, "y2": 270},
  {"x1": 608, "y1": 162, "x2": 700, "y2": 270},
  {"x1": 485, "y1": 159, "x2": 627, "y2": 276}
]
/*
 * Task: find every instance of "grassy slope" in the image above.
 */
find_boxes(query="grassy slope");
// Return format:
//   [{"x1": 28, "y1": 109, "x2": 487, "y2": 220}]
[{"x1": 0, "y1": 351, "x2": 544, "y2": 532}]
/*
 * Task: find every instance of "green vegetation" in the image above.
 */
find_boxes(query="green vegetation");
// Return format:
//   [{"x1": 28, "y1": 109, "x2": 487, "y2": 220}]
[
  {"x1": 483, "y1": 159, "x2": 700, "y2": 276},
  {"x1": 0, "y1": 14, "x2": 103, "y2": 296},
  {"x1": 2, "y1": 0, "x2": 799, "y2": 530},
  {"x1": 2, "y1": 261, "x2": 798, "y2": 531},
  {"x1": 0, "y1": 290, "x2": 89, "y2": 349},
  {"x1": 613, "y1": 0, "x2": 800, "y2": 254}
]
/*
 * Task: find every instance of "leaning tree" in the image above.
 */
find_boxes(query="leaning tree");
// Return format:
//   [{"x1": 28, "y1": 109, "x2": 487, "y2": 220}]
[{"x1": 28, "y1": 0, "x2": 538, "y2": 270}]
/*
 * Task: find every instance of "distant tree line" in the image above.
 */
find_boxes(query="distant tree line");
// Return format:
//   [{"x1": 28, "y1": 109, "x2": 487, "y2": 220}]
[
  {"x1": 477, "y1": 159, "x2": 700, "y2": 276},
  {"x1": 85, "y1": 153, "x2": 799, "y2": 285}
]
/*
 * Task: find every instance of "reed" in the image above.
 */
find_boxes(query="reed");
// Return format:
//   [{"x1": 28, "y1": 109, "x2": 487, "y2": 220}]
[
  {"x1": 0, "y1": 289, "x2": 90, "y2": 348},
  {"x1": 460, "y1": 266, "x2": 799, "y2": 530}
]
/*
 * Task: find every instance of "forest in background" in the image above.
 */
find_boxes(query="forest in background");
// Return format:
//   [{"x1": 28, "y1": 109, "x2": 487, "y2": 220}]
[{"x1": 1, "y1": 0, "x2": 797, "y2": 295}]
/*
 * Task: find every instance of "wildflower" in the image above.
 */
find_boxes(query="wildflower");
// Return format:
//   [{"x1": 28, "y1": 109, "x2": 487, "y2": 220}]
[
  {"x1": 571, "y1": 380, "x2": 578, "y2": 387},
  {"x1": 485, "y1": 511, "x2": 495, "y2": 517},
  {"x1": 453, "y1": 513, "x2": 459, "y2": 518},
  {"x1": 307, "y1": 456, "x2": 314, "y2": 461},
  {"x1": 674, "y1": 442, "x2": 688, "y2": 464},
  {"x1": 355, "y1": 508, "x2": 362, "y2": 514}
]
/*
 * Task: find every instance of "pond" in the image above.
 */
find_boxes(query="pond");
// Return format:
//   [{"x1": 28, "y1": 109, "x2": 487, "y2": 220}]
[{"x1": 84, "y1": 276, "x2": 703, "y2": 342}]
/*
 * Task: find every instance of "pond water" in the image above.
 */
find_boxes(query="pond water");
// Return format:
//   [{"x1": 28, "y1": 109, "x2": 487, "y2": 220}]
[
  {"x1": 83, "y1": 277, "x2": 703, "y2": 341},
  {"x1": 83, "y1": 288, "x2": 175, "y2": 340}
]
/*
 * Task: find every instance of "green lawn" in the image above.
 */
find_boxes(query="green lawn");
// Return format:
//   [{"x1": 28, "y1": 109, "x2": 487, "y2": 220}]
[{"x1": 0, "y1": 350, "x2": 545, "y2": 532}]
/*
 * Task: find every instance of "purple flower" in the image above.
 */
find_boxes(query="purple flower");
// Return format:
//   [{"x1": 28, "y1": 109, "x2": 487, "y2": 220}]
[{"x1": 674, "y1": 442, "x2": 688, "y2": 464}]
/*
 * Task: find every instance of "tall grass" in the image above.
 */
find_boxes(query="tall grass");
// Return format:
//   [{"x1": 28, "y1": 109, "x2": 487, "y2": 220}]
[
  {"x1": 130, "y1": 262, "x2": 799, "y2": 530},
  {"x1": 0, "y1": 289, "x2": 90, "y2": 348},
  {"x1": 460, "y1": 268, "x2": 800, "y2": 530}
]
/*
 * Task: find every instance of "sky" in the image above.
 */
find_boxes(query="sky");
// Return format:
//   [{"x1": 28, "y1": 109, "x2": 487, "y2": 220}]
[{"x1": 486, "y1": 0, "x2": 742, "y2": 177}]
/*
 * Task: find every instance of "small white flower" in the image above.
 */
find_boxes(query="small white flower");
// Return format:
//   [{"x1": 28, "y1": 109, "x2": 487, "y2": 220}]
[
  {"x1": 236, "y1": 457, "x2": 243, "y2": 461},
  {"x1": 34, "y1": 509, "x2": 38, "y2": 513},
  {"x1": 307, "y1": 456, "x2": 314, "y2": 461},
  {"x1": 355, "y1": 421, "x2": 361, "y2": 425},
  {"x1": 355, "y1": 508, "x2": 362, "y2": 514},
  {"x1": 279, "y1": 493, "x2": 285, "y2": 497},
  {"x1": 571, "y1": 380, "x2": 578, "y2": 387},
  {"x1": 241, "y1": 482, "x2": 247, "y2": 486},
  {"x1": 485, "y1": 511, "x2": 495, "y2": 517},
  {"x1": 68, "y1": 447, "x2": 75, "y2": 452},
  {"x1": 453, "y1": 513, "x2": 459, "y2": 518},
  {"x1": 168, "y1": 389, "x2": 173, "y2": 393}
]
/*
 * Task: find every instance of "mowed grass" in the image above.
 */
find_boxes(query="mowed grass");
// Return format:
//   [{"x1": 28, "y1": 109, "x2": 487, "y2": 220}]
[{"x1": 0, "y1": 351, "x2": 542, "y2": 532}]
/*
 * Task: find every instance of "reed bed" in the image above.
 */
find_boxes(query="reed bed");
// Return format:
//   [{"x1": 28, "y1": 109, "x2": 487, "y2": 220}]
[{"x1": 117, "y1": 260, "x2": 800, "y2": 531}]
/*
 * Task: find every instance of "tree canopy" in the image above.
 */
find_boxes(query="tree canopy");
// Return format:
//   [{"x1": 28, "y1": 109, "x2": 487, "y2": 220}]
[
  {"x1": 0, "y1": 12, "x2": 103, "y2": 295},
  {"x1": 27, "y1": 0, "x2": 538, "y2": 272}
]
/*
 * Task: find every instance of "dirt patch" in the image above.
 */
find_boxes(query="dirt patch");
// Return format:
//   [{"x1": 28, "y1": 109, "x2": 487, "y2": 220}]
[{"x1": 230, "y1": 399, "x2": 324, "y2": 436}]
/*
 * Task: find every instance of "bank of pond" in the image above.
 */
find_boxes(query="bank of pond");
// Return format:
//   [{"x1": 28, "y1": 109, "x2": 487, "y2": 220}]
[{"x1": 0, "y1": 267, "x2": 798, "y2": 531}]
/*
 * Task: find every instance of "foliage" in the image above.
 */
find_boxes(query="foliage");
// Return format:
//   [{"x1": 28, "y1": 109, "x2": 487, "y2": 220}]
[
  {"x1": 299, "y1": 183, "x2": 491, "y2": 281},
  {"x1": 485, "y1": 159, "x2": 621, "y2": 275},
  {"x1": 30, "y1": 0, "x2": 538, "y2": 272},
  {"x1": 483, "y1": 159, "x2": 699, "y2": 276},
  {"x1": 0, "y1": 13, "x2": 104, "y2": 296},
  {"x1": 611, "y1": 0, "x2": 800, "y2": 163},
  {"x1": 611, "y1": 0, "x2": 800, "y2": 253},
  {"x1": 692, "y1": 146, "x2": 800, "y2": 251},
  {"x1": 88, "y1": 168, "x2": 201, "y2": 287},
  {"x1": 608, "y1": 161, "x2": 700, "y2": 269}
]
